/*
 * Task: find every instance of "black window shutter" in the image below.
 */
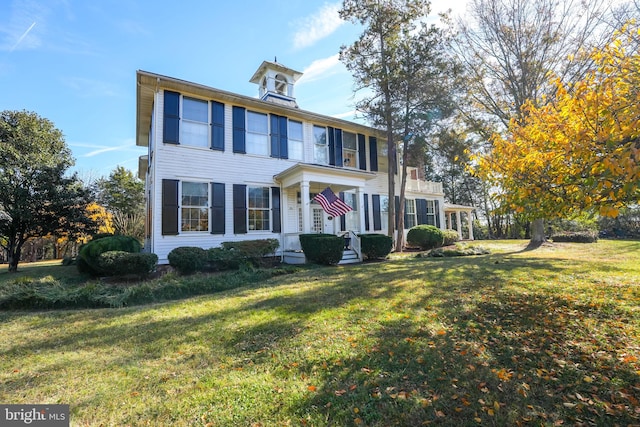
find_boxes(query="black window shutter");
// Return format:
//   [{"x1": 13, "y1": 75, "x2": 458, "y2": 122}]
[
  {"x1": 435, "y1": 200, "x2": 441, "y2": 228},
  {"x1": 364, "y1": 193, "x2": 370, "y2": 231},
  {"x1": 163, "y1": 91, "x2": 180, "y2": 144},
  {"x1": 404, "y1": 200, "x2": 410, "y2": 228},
  {"x1": 369, "y1": 136, "x2": 378, "y2": 171},
  {"x1": 270, "y1": 114, "x2": 280, "y2": 158},
  {"x1": 232, "y1": 106, "x2": 246, "y2": 153},
  {"x1": 358, "y1": 134, "x2": 366, "y2": 170},
  {"x1": 271, "y1": 187, "x2": 281, "y2": 233},
  {"x1": 211, "y1": 101, "x2": 225, "y2": 151},
  {"x1": 340, "y1": 192, "x2": 346, "y2": 231},
  {"x1": 372, "y1": 194, "x2": 381, "y2": 230},
  {"x1": 279, "y1": 116, "x2": 288, "y2": 159},
  {"x1": 233, "y1": 184, "x2": 247, "y2": 234},
  {"x1": 395, "y1": 196, "x2": 400, "y2": 229},
  {"x1": 211, "y1": 183, "x2": 225, "y2": 234},
  {"x1": 328, "y1": 126, "x2": 336, "y2": 166},
  {"x1": 161, "y1": 179, "x2": 179, "y2": 235},
  {"x1": 334, "y1": 128, "x2": 343, "y2": 167},
  {"x1": 416, "y1": 199, "x2": 427, "y2": 225}
]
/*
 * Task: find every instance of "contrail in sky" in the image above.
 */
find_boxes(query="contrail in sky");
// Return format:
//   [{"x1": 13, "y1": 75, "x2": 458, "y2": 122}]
[{"x1": 11, "y1": 22, "x2": 36, "y2": 52}]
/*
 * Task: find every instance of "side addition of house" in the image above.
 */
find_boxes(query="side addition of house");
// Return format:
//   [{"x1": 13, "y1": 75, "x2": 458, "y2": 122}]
[{"x1": 136, "y1": 61, "x2": 473, "y2": 264}]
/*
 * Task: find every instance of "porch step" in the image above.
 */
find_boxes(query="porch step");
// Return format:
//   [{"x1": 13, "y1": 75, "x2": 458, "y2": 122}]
[{"x1": 338, "y1": 249, "x2": 360, "y2": 265}]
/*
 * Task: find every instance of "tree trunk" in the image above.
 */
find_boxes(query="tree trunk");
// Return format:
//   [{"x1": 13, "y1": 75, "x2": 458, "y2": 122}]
[
  {"x1": 7, "y1": 244, "x2": 21, "y2": 273},
  {"x1": 529, "y1": 218, "x2": 546, "y2": 247}
]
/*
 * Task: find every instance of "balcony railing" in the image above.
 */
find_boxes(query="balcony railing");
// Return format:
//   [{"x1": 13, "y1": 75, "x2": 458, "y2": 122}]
[{"x1": 405, "y1": 179, "x2": 443, "y2": 194}]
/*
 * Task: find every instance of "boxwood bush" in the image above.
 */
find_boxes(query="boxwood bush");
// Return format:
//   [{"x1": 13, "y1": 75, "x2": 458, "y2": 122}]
[
  {"x1": 77, "y1": 235, "x2": 142, "y2": 276},
  {"x1": 359, "y1": 234, "x2": 393, "y2": 260},
  {"x1": 221, "y1": 238, "x2": 279, "y2": 266},
  {"x1": 299, "y1": 234, "x2": 344, "y2": 265},
  {"x1": 443, "y1": 229, "x2": 460, "y2": 246},
  {"x1": 167, "y1": 247, "x2": 207, "y2": 274},
  {"x1": 551, "y1": 231, "x2": 598, "y2": 243},
  {"x1": 406, "y1": 225, "x2": 445, "y2": 250},
  {"x1": 97, "y1": 251, "x2": 158, "y2": 278}
]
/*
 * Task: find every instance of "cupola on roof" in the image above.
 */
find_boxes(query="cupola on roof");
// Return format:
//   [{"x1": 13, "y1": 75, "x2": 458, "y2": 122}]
[{"x1": 249, "y1": 60, "x2": 303, "y2": 108}]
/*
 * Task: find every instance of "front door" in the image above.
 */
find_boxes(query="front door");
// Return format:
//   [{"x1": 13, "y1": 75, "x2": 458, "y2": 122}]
[{"x1": 311, "y1": 207, "x2": 334, "y2": 234}]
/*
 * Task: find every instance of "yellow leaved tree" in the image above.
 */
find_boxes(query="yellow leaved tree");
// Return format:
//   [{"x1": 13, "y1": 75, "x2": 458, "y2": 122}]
[{"x1": 476, "y1": 24, "x2": 640, "y2": 221}]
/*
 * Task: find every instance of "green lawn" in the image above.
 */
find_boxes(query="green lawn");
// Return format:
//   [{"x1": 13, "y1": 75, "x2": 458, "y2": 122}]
[{"x1": 1, "y1": 240, "x2": 639, "y2": 426}]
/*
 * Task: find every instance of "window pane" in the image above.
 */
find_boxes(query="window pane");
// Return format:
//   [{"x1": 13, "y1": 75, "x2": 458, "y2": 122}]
[
  {"x1": 313, "y1": 125, "x2": 326, "y2": 145},
  {"x1": 182, "y1": 182, "x2": 208, "y2": 206},
  {"x1": 289, "y1": 140, "x2": 303, "y2": 160},
  {"x1": 248, "y1": 186, "x2": 270, "y2": 208},
  {"x1": 181, "y1": 121, "x2": 208, "y2": 147},
  {"x1": 343, "y1": 132, "x2": 356, "y2": 149},
  {"x1": 246, "y1": 133, "x2": 269, "y2": 155},
  {"x1": 289, "y1": 120, "x2": 303, "y2": 140},
  {"x1": 183, "y1": 97, "x2": 208, "y2": 122},
  {"x1": 247, "y1": 111, "x2": 268, "y2": 133}
]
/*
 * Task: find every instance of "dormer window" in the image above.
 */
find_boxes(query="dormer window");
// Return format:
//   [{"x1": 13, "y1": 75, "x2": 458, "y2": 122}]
[{"x1": 275, "y1": 74, "x2": 287, "y2": 95}]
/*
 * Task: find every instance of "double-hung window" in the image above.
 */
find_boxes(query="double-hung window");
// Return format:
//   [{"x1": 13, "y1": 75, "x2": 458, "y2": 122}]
[
  {"x1": 380, "y1": 196, "x2": 389, "y2": 230},
  {"x1": 181, "y1": 97, "x2": 209, "y2": 148},
  {"x1": 181, "y1": 182, "x2": 209, "y2": 232},
  {"x1": 288, "y1": 120, "x2": 304, "y2": 160},
  {"x1": 246, "y1": 111, "x2": 269, "y2": 155},
  {"x1": 405, "y1": 199, "x2": 416, "y2": 228},
  {"x1": 313, "y1": 125, "x2": 328, "y2": 164},
  {"x1": 344, "y1": 192, "x2": 358, "y2": 230},
  {"x1": 426, "y1": 200, "x2": 436, "y2": 225},
  {"x1": 248, "y1": 186, "x2": 270, "y2": 231},
  {"x1": 343, "y1": 132, "x2": 357, "y2": 168}
]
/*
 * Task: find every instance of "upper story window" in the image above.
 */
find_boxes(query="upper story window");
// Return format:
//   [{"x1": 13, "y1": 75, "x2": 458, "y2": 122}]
[
  {"x1": 426, "y1": 200, "x2": 436, "y2": 226},
  {"x1": 288, "y1": 120, "x2": 303, "y2": 160},
  {"x1": 163, "y1": 91, "x2": 224, "y2": 150},
  {"x1": 313, "y1": 125, "x2": 328, "y2": 164},
  {"x1": 181, "y1": 181, "x2": 209, "y2": 232},
  {"x1": 343, "y1": 131, "x2": 357, "y2": 168},
  {"x1": 377, "y1": 139, "x2": 389, "y2": 173},
  {"x1": 246, "y1": 111, "x2": 269, "y2": 156}
]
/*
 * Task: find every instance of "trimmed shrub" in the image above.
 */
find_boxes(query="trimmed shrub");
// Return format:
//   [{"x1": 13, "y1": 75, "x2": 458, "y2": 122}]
[
  {"x1": 206, "y1": 247, "x2": 241, "y2": 271},
  {"x1": 443, "y1": 229, "x2": 460, "y2": 246},
  {"x1": 167, "y1": 247, "x2": 207, "y2": 274},
  {"x1": 97, "y1": 251, "x2": 158, "y2": 278},
  {"x1": 551, "y1": 231, "x2": 598, "y2": 243},
  {"x1": 299, "y1": 234, "x2": 344, "y2": 265},
  {"x1": 359, "y1": 234, "x2": 392, "y2": 260},
  {"x1": 425, "y1": 244, "x2": 490, "y2": 257},
  {"x1": 406, "y1": 225, "x2": 445, "y2": 250},
  {"x1": 78, "y1": 235, "x2": 142, "y2": 276},
  {"x1": 221, "y1": 239, "x2": 279, "y2": 266}
]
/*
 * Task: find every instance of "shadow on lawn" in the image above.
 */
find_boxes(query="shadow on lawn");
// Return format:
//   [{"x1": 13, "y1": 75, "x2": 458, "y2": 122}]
[{"x1": 280, "y1": 260, "x2": 640, "y2": 425}]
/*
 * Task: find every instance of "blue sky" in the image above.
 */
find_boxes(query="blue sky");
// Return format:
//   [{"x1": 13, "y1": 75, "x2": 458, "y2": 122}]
[{"x1": 1, "y1": 0, "x2": 464, "y2": 180}]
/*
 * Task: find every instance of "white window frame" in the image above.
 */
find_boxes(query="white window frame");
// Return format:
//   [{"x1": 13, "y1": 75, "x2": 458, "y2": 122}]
[
  {"x1": 405, "y1": 199, "x2": 416, "y2": 229},
  {"x1": 343, "y1": 131, "x2": 358, "y2": 168},
  {"x1": 380, "y1": 195, "x2": 389, "y2": 231},
  {"x1": 344, "y1": 192, "x2": 358, "y2": 231},
  {"x1": 180, "y1": 181, "x2": 209, "y2": 232},
  {"x1": 313, "y1": 125, "x2": 328, "y2": 164},
  {"x1": 247, "y1": 186, "x2": 271, "y2": 231},
  {"x1": 426, "y1": 200, "x2": 436, "y2": 226},
  {"x1": 288, "y1": 120, "x2": 304, "y2": 161},
  {"x1": 246, "y1": 111, "x2": 269, "y2": 156},
  {"x1": 181, "y1": 96, "x2": 209, "y2": 148}
]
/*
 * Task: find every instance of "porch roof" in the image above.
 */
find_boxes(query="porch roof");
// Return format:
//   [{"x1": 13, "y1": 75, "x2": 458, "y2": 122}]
[
  {"x1": 274, "y1": 163, "x2": 376, "y2": 192},
  {"x1": 444, "y1": 202, "x2": 475, "y2": 212}
]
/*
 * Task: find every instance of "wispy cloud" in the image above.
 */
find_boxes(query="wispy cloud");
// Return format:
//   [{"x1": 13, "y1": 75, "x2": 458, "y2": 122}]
[
  {"x1": 69, "y1": 139, "x2": 139, "y2": 158},
  {"x1": 292, "y1": 3, "x2": 345, "y2": 50},
  {"x1": 298, "y1": 54, "x2": 344, "y2": 84},
  {"x1": 10, "y1": 21, "x2": 36, "y2": 51},
  {"x1": 61, "y1": 77, "x2": 123, "y2": 98}
]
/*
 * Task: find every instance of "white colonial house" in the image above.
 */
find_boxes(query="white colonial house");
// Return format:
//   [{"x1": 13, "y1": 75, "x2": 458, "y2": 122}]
[{"x1": 136, "y1": 61, "x2": 474, "y2": 264}]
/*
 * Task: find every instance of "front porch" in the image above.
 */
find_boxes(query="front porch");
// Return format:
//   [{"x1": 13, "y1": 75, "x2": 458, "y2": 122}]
[
  {"x1": 274, "y1": 163, "x2": 375, "y2": 264},
  {"x1": 444, "y1": 203, "x2": 475, "y2": 240}
]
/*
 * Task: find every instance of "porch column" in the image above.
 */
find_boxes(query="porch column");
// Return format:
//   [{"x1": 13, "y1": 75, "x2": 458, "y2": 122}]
[
  {"x1": 356, "y1": 186, "x2": 365, "y2": 233},
  {"x1": 456, "y1": 211, "x2": 462, "y2": 239},
  {"x1": 300, "y1": 181, "x2": 311, "y2": 233},
  {"x1": 467, "y1": 210, "x2": 474, "y2": 240}
]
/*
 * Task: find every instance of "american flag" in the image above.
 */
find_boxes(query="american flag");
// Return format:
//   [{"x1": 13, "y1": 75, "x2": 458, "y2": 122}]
[{"x1": 313, "y1": 187, "x2": 353, "y2": 217}]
